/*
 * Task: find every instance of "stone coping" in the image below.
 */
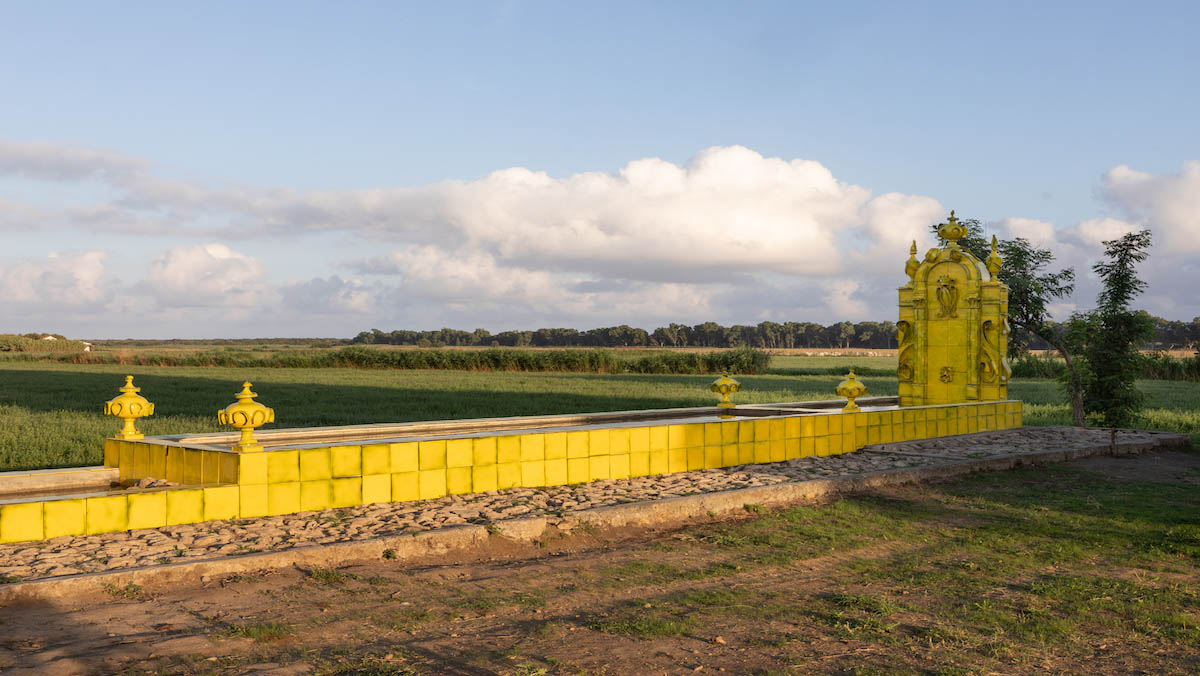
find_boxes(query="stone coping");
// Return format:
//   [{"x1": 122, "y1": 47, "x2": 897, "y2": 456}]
[{"x1": 0, "y1": 426, "x2": 1185, "y2": 603}]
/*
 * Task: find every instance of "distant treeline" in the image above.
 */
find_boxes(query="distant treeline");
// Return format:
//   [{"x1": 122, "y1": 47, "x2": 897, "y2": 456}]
[
  {"x1": 1010, "y1": 351, "x2": 1200, "y2": 382},
  {"x1": 353, "y1": 321, "x2": 902, "y2": 350},
  {"x1": 17, "y1": 346, "x2": 772, "y2": 375},
  {"x1": 354, "y1": 314, "x2": 1200, "y2": 352}
]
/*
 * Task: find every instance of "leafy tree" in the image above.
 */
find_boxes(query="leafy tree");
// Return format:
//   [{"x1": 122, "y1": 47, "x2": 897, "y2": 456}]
[{"x1": 1066, "y1": 230, "x2": 1155, "y2": 427}]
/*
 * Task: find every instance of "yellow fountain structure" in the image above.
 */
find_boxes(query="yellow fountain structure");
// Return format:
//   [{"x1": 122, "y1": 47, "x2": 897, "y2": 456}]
[{"x1": 0, "y1": 213, "x2": 1022, "y2": 543}]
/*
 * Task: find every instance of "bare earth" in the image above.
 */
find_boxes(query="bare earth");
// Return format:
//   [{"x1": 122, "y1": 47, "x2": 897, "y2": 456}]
[{"x1": 2, "y1": 450, "x2": 1197, "y2": 676}]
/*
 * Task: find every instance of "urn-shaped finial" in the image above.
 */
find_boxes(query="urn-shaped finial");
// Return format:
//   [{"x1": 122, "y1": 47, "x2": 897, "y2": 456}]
[
  {"x1": 835, "y1": 369, "x2": 868, "y2": 412},
  {"x1": 937, "y1": 210, "x2": 968, "y2": 246},
  {"x1": 104, "y1": 375, "x2": 155, "y2": 439},
  {"x1": 710, "y1": 372, "x2": 741, "y2": 408},
  {"x1": 217, "y1": 382, "x2": 275, "y2": 452},
  {"x1": 986, "y1": 235, "x2": 1003, "y2": 280}
]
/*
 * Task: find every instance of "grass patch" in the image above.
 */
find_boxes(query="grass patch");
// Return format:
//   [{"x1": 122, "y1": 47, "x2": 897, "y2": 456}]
[
  {"x1": 102, "y1": 582, "x2": 143, "y2": 600},
  {"x1": 586, "y1": 603, "x2": 696, "y2": 638},
  {"x1": 225, "y1": 621, "x2": 293, "y2": 641},
  {"x1": 307, "y1": 567, "x2": 358, "y2": 586}
]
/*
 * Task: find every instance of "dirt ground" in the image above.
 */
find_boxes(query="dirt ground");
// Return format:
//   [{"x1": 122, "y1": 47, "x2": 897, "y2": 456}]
[{"x1": 2, "y1": 451, "x2": 1197, "y2": 676}]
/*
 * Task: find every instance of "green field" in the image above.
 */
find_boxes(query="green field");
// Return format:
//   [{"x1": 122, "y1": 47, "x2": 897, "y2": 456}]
[{"x1": 1, "y1": 361, "x2": 1197, "y2": 472}]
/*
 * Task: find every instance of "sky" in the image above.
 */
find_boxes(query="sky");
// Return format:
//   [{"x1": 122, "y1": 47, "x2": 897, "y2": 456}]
[{"x1": 1, "y1": 1, "x2": 1198, "y2": 339}]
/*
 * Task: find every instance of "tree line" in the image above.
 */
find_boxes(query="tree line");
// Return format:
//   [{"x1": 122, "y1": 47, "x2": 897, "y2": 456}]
[{"x1": 351, "y1": 321, "x2": 903, "y2": 350}]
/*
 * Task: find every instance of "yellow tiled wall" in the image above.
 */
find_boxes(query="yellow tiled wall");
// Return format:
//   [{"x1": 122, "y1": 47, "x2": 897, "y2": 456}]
[{"x1": 1, "y1": 401, "x2": 1023, "y2": 544}]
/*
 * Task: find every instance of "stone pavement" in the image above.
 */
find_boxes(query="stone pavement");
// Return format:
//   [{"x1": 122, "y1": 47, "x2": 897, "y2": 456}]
[{"x1": 0, "y1": 426, "x2": 1179, "y2": 584}]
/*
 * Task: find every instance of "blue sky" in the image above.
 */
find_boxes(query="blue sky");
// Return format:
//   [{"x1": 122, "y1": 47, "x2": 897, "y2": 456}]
[{"x1": 2, "y1": 1, "x2": 1198, "y2": 338}]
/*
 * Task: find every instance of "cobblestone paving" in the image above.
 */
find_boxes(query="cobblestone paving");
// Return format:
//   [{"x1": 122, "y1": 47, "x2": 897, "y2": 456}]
[{"x1": 0, "y1": 427, "x2": 1168, "y2": 583}]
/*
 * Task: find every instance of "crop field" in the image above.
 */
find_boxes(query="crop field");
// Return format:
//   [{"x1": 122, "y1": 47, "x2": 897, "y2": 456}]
[{"x1": 1, "y1": 359, "x2": 1197, "y2": 472}]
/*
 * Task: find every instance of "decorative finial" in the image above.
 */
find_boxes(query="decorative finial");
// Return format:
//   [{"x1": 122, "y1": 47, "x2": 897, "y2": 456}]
[
  {"x1": 710, "y1": 371, "x2": 740, "y2": 408},
  {"x1": 986, "y1": 234, "x2": 1003, "y2": 280},
  {"x1": 905, "y1": 240, "x2": 920, "y2": 281},
  {"x1": 835, "y1": 369, "x2": 868, "y2": 413},
  {"x1": 936, "y1": 210, "x2": 968, "y2": 245},
  {"x1": 217, "y1": 382, "x2": 275, "y2": 452},
  {"x1": 104, "y1": 375, "x2": 155, "y2": 439}
]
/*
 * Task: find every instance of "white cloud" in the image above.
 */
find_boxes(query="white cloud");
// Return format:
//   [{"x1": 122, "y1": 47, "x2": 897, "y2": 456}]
[
  {"x1": 0, "y1": 138, "x2": 146, "y2": 182},
  {"x1": 1100, "y1": 162, "x2": 1200, "y2": 254},
  {"x1": 143, "y1": 243, "x2": 270, "y2": 308},
  {"x1": 997, "y1": 217, "x2": 1057, "y2": 247},
  {"x1": 0, "y1": 250, "x2": 111, "y2": 306},
  {"x1": 280, "y1": 275, "x2": 372, "y2": 314}
]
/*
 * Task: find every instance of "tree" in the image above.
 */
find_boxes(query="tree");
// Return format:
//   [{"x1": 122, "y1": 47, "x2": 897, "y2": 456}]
[{"x1": 1066, "y1": 230, "x2": 1155, "y2": 428}]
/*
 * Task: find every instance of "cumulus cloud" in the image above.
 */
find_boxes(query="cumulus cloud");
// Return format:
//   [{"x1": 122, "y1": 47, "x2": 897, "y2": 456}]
[
  {"x1": 0, "y1": 138, "x2": 146, "y2": 182},
  {"x1": 143, "y1": 243, "x2": 270, "y2": 308},
  {"x1": 0, "y1": 250, "x2": 112, "y2": 306},
  {"x1": 1101, "y1": 162, "x2": 1200, "y2": 254},
  {"x1": 280, "y1": 275, "x2": 372, "y2": 314}
]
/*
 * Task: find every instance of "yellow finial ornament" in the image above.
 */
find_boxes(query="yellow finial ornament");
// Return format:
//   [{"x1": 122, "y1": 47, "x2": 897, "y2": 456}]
[
  {"x1": 835, "y1": 369, "x2": 868, "y2": 412},
  {"x1": 986, "y1": 235, "x2": 1003, "y2": 280},
  {"x1": 218, "y1": 382, "x2": 275, "y2": 452},
  {"x1": 710, "y1": 372, "x2": 740, "y2": 408},
  {"x1": 105, "y1": 375, "x2": 155, "y2": 439},
  {"x1": 905, "y1": 240, "x2": 920, "y2": 281}
]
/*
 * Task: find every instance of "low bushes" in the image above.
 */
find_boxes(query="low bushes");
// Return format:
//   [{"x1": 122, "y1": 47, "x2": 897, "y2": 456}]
[{"x1": 0, "y1": 334, "x2": 88, "y2": 353}]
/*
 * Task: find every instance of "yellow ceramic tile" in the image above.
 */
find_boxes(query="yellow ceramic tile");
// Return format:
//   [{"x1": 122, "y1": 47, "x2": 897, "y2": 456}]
[
  {"x1": 127, "y1": 491, "x2": 167, "y2": 530},
  {"x1": 86, "y1": 495, "x2": 128, "y2": 535},
  {"x1": 332, "y1": 446, "x2": 362, "y2": 477},
  {"x1": 473, "y1": 437, "x2": 498, "y2": 465},
  {"x1": 800, "y1": 437, "x2": 815, "y2": 457},
  {"x1": 753, "y1": 441, "x2": 771, "y2": 464},
  {"x1": 667, "y1": 425, "x2": 687, "y2": 449},
  {"x1": 203, "y1": 485, "x2": 240, "y2": 521},
  {"x1": 520, "y1": 434, "x2": 545, "y2": 462},
  {"x1": 567, "y1": 458, "x2": 589, "y2": 484},
  {"x1": 610, "y1": 429, "x2": 631, "y2": 454},
  {"x1": 267, "y1": 450, "x2": 300, "y2": 484},
  {"x1": 266, "y1": 483, "x2": 300, "y2": 517},
  {"x1": 752, "y1": 420, "x2": 770, "y2": 444},
  {"x1": 219, "y1": 454, "x2": 238, "y2": 484},
  {"x1": 239, "y1": 484, "x2": 269, "y2": 517},
  {"x1": 362, "y1": 444, "x2": 390, "y2": 475},
  {"x1": 238, "y1": 452, "x2": 267, "y2": 485},
  {"x1": 132, "y1": 444, "x2": 149, "y2": 480},
  {"x1": 880, "y1": 424, "x2": 894, "y2": 443},
  {"x1": 668, "y1": 448, "x2": 688, "y2": 473},
  {"x1": 683, "y1": 424, "x2": 703, "y2": 449},
  {"x1": 707, "y1": 422, "x2": 728, "y2": 447},
  {"x1": 800, "y1": 416, "x2": 815, "y2": 438},
  {"x1": 167, "y1": 489, "x2": 205, "y2": 525},
  {"x1": 0, "y1": 502, "x2": 43, "y2": 543},
  {"x1": 389, "y1": 442, "x2": 419, "y2": 473},
  {"x1": 418, "y1": 469, "x2": 447, "y2": 500},
  {"x1": 148, "y1": 446, "x2": 166, "y2": 480},
  {"x1": 362, "y1": 474, "x2": 391, "y2": 504},
  {"x1": 903, "y1": 422, "x2": 917, "y2": 439},
  {"x1": 841, "y1": 434, "x2": 855, "y2": 454},
  {"x1": 649, "y1": 449, "x2": 669, "y2": 475},
  {"x1": 544, "y1": 458, "x2": 568, "y2": 486},
  {"x1": 738, "y1": 420, "x2": 755, "y2": 443},
  {"x1": 770, "y1": 440, "x2": 786, "y2": 462},
  {"x1": 589, "y1": 456, "x2": 610, "y2": 481},
  {"x1": 119, "y1": 442, "x2": 135, "y2": 482},
  {"x1": 784, "y1": 417, "x2": 801, "y2": 440},
  {"x1": 391, "y1": 472, "x2": 420, "y2": 502},
  {"x1": 447, "y1": 467, "x2": 472, "y2": 495},
  {"x1": 610, "y1": 454, "x2": 630, "y2": 479},
  {"x1": 446, "y1": 439, "x2": 473, "y2": 468},
  {"x1": 629, "y1": 451, "x2": 650, "y2": 477},
  {"x1": 814, "y1": 416, "x2": 829, "y2": 436},
  {"x1": 497, "y1": 462, "x2": 521, "y2": 489},
  {"x1": 522, "y1": 460, "x2": 546, "y2": 486},
  {"x1": 472, "y1": 465, "x2": 498, "y2": 492},
  {"x1": 738, "y1": 443, "x2": 754, "y2": 464},
  {"x1": 300, "y1": 449, "x2": 332, "y2": 481},
  {"x1": 184, "y1": 449, "x2": 204, "y2": 484},
  {"x1": 588, "y1": 429, "x2": 610, "y2": 456},
  {"x1": 104, "y1": 440, "x2": 119, "y2": 467},
  {"x1": 43, "y1": 499, "x2": 86, "y2": 538},
  {"x1": 649, "y1": 426, "x2": 669, "y2": 452},
  {"x1": 686, "y1": 447, "x2": 704, "y2": 471},
  {"x1": 545, "y1": 432, "x2": 568, "y2": 459},
  {"x1": 202, "y1": 451, "x2": 221, "y2": 484},
  {"x1": 332, "y1": 478, "x2": 362, "y2": 507},
  {"x1": 704, "y1": 445, "x2": 722, "y2": 469},
  {"x1": 419, "y1": 440, "x2": 447, "y2": 471},
  {"x1": 566, "y1": 431, "x2": 589, "y2": 458},
  {"x1": 815, "y1": 437, "x2": 830, "y2": 457},
  {"x1": 841, "y1": 415, "x2": 854, "y2": 434},
  {"x1": 722, "y1": 444, "x2": 740, "y2": 466},
  {"x1": 769, "y1": 419, "x2": 785, "y2": 441},
  {"x1": 498, "y1": 436, "x2": 522, "y2": 463},
  {"x1": 721, "y1": 421, "x2": 739, "y2": 444},
  {"x1": 300, "y1": 480, "x2": 332, "y2": 511},
  {"x1": 629, "y1": 427, "x2": 650, "y2": 453}
]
